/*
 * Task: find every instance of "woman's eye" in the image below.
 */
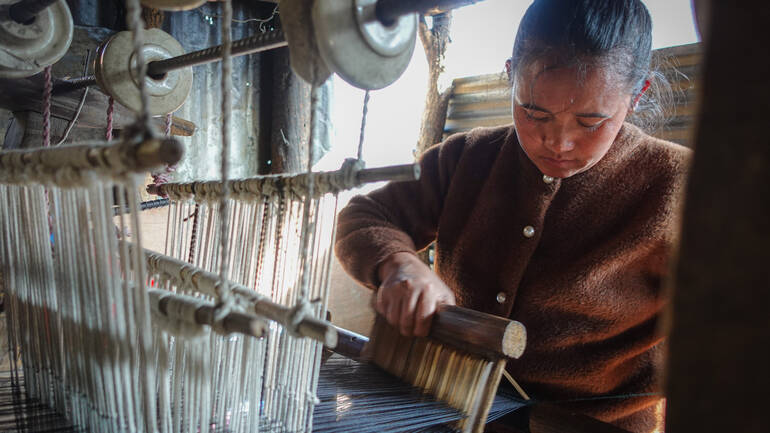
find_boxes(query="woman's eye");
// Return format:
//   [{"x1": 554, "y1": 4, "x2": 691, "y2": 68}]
[
  {"x1": 524, "y1": 111, "x2": 549, "y2": 122},
  {"x1": 578, "y1": 120, "x2": 604, "y2": 131}
]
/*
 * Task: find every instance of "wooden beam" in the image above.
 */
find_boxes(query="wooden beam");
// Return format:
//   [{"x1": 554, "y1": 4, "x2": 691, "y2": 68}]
[
  {"x1": 665, "y1": 1, "x2": 770, "y2": 432},
  {"x1": 0, "y1": 75, "x2": 196, "y2": 137}
]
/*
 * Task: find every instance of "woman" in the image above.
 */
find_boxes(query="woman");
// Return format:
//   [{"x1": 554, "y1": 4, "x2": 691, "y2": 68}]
[{"x1": 334, "y1": 0, "x2": 691, "y2": 431}]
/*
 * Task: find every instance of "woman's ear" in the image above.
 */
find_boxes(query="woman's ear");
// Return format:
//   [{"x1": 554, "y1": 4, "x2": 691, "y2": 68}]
[{"x1": 632, "y1": 79, "x2": 652, "y2": 110}]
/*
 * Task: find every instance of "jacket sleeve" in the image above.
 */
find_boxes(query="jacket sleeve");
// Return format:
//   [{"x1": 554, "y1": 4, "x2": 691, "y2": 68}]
[{"x1": 334, "y1": 133, "x2": 468, "y2": 289}]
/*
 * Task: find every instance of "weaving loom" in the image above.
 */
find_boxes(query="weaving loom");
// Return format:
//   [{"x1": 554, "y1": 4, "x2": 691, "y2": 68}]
[{"x1": 0, "y1": 0, "x2": 534, "y2": 432}]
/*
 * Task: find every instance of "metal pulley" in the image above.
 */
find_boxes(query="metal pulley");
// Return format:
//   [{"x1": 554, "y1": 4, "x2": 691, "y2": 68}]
[
  {"x1": 139, "y1": 0, "x2": 207, "y2": 12},
  {"x1": 94, "y1": 28, "x2": 192, "y2": 116},
  {"x1": 312, "y1": 0, "x2": 417, "y2": 90},
  {"x1": 0, "y1": 0, "x2": 73, "y2": 78}
]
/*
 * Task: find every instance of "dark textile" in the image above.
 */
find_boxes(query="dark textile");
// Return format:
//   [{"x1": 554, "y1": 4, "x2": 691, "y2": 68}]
[{"x1": 334, "y1": 123, "x2": 691, "y2": 432}]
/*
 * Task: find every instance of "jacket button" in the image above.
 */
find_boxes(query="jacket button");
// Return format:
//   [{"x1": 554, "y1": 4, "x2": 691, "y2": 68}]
[
  {"x1": 496, "y1": 292, "x2": 507, "y2": 303},
  {"x1": 523, "y1": 225, "x2": 535, "y2": 238},
  {"x1": 542, "y1": 175, "x2": 554, "y2": 184}
]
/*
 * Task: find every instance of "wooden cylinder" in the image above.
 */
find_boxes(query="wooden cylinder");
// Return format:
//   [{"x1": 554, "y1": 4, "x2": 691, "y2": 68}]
[
  {"x1": 146, "y1": 163, "x2": 420, "y2": 198},
  {"x1": 0, "y1": 137, "x2": 183, "y2": 177},
  {"x1": 140, "y1": 247, "x2": 338, "y2": 347},
  {"x1": 430, "y1": 305, "x2": 526, "y2": 359},
  {"x1": 149, "y1": 289, "x2": 267, "y2": 338},
  {"x1": 356, "y1": 163, "x2": 420, "y2": 184}
]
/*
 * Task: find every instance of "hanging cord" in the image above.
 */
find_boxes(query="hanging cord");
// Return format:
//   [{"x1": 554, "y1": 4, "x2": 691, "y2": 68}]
[
  {"x1": 356, "y1": 90, "x2": 370, "y2": 161},
  {"x1": 164, "y1": 112, "x2": 172, "y2": 135},
  {"x1": 124, "y1": 0, "x2": 155, "y2": 139},
  {"x1": 106, "y1": 97, "x2": 114, "y2": 141},
  {"x1": 297, "y1": 66, "x2": 323, "y2": 302},
  {"x1": 41, "y1": 65, "x2": 54, "y2": 239},
  {"x1": 42, "y1": 65, "x2": 52, "y2": 147},
  {"x1": 186, "y1": 204, "x2": 200, "y2": 263},
  {"x1": 56, "y1": 50, "x2": 91, "y2": 146},
  {"x1": 213, "y1": 0, "x2": 235, "y2": 324}
]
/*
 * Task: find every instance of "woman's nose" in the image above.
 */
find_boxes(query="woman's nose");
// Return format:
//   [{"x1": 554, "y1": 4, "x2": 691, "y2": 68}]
[{"x1": 543, "y1": 132, "x2": 575, "y2": 154}]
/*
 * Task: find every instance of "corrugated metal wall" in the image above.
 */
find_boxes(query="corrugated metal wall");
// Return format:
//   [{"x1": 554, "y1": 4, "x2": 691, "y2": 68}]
[
  {"x1": 445, "y1": 43, "x2": 701, "y2": 148},
  {"x1": 47, "y1": 1, "x2": 330, "y2": 181}
]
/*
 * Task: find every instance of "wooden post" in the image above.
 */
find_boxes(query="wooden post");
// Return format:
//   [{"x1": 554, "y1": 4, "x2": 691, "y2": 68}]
[
  {"x1": 259, "y1": 47, "x2": 330, "y2": 174},
  {"x1": 664, "y1": 1, "x2": 770, "y2": 432},
  {"x1": 416, "y1": 12, "x2": 454, "y2": 156}
]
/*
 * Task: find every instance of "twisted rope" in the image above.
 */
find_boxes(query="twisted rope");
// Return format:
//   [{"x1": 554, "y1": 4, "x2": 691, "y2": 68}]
[
  {"x1": 357, "y1": 90, "x2": 370, "y2": 161},
  {"x1": 105, "y1": 97, "x2": 114, "y2": 141},
  {"x1": 42, "y1": 66, "x2": 52, "y2": 147},
  {"x1": 187, "y1": 204, "x2": 200, "y2": 263},
  {"x1": 213, "y1": 0, "x2": 235, "y2": 323}
]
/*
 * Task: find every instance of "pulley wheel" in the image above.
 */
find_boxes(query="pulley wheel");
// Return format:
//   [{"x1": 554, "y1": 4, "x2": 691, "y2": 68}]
[
  {"x1": 312, "y1": 0, "x2": 417, "y2": 90},
  {"x1": 139, "y1": 0, "x2": 207, "y2": 12},
  {"x1": 0, "y1": 0, "x2": 73, "y2": 78},
  {"x1": 94, "y1": 29, "x2": 192, "y2": 116}
]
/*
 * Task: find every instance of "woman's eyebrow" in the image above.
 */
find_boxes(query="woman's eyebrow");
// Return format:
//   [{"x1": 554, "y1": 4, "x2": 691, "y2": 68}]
[{"x1": 519, "y1": 102, "x2": 552, "y2": 113}]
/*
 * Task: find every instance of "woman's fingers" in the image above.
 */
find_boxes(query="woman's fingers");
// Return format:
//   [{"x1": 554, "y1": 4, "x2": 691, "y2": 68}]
[
  {"x1": 384, "y1": 287, "x2": 401, "y2": 327},
  {"x1": 375, "y1": 252, "x2": 457, "y2": 337},
  {"x1": 399, "y1": 284, "x2": 421, "y2": 336},
  {"x1": 413, "y1": 290, "x2": 437, "y2": 337}
]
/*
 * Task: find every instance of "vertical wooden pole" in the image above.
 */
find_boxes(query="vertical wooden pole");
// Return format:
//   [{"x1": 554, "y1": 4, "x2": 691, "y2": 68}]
[
  {"x1": 258, "y1": 46, "x2": 330, "y2": 174},
  {"x1": 665, "y1": 1, "x2": 770, "y2": 432}
]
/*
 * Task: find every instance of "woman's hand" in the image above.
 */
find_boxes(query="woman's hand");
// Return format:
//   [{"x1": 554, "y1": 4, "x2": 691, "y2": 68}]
[{"x1": 376, "y1": 252, "x2": 456, "y2": 337}]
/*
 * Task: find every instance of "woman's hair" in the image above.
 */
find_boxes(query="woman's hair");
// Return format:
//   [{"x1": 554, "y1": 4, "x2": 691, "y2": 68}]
[{"x1": 510, "y1": 0, "x2": 673, "y2": 132}]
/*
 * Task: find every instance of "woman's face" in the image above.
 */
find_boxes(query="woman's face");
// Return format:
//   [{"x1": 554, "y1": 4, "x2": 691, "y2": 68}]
[{"x1": 512, "y1": 60, "x2": 632, "y2": 178}]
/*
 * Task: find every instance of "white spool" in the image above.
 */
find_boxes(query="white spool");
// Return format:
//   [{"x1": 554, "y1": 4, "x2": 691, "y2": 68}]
[
  {"x1": 139, "y1": 0, "x2": 207, "y2": 11},
  {"x1": 0, "y1": 0, "x2": 73, "y2": 78},
  {"x1": 312, "y1": 0, "x2": 417, "y2": 90},
  {"x1": 94, "y1": 28, "x2": 192, "y2": 116}
]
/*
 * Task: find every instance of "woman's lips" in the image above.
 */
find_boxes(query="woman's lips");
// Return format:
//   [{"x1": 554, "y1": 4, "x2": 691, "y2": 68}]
[{"x1": 541, "y1": 157, "x2": 575, "y2": 168}]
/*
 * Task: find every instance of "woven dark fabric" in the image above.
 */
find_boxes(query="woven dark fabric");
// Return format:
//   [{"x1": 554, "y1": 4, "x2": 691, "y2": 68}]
[{"x1": 313, "y1": 355, "x2": 528, "y2": 432}]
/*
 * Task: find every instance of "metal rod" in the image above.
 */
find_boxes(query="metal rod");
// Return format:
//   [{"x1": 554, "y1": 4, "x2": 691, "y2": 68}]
[
  {"x1": 333, "y1": 326, "x2": 369, "y2": 359},
  {"x1": 53, "y1": 30, "x2": 287, "y2": 95},
  {"x1": 375, "y1": 0, "x2": 486, "y2": 25},
  {"x1": 147, "y1": 28, "x2": 287, "y2": 78},
  {"x1": 51, "y1": 76, "x2": 98, "y2": 95},
  {"x1": 51, "y1": 0, "x2": 484, "y2": 94},
  {"x1": 113, "y1": 198, "x2": 171, "y2": 216},
  {"x1": 8, "y1": 0, "x2": 59, "y2": 24}
]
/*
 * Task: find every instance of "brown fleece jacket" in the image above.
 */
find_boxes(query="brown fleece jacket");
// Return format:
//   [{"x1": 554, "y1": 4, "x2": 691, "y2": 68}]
[{"x1": 334, "y1": 123, "x2": 691, "y2": 433}]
